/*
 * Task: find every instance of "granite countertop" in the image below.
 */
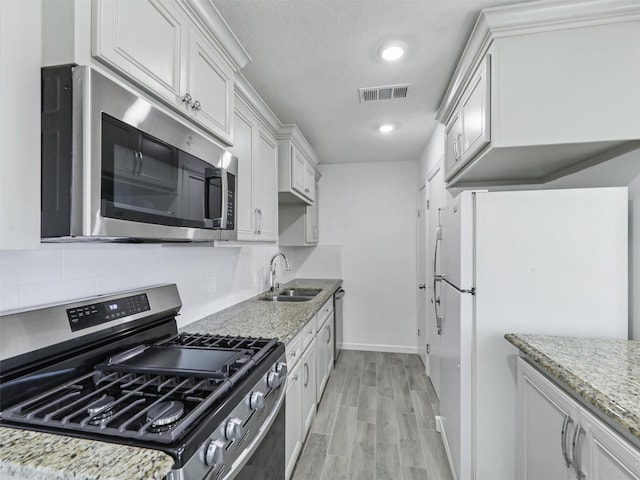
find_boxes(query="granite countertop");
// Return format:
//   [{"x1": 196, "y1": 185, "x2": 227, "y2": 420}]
[
  {"x1": 505, "y1": 334, "x2": 640, "y2": 445},
  {"x1": 180, "y1": 278, "x2": 343, "y2": 343},
  {"x1": 0, "y1": 278, "x2": 342, "y2": 480},
  {"x1": 0, "y1": 428, "x2": 173, "y2": 480}
]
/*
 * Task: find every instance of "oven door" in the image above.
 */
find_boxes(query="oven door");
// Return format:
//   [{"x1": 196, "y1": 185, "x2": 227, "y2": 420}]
[{"x1": 233, "y1": 402, "x2": 285, "y2": 480}]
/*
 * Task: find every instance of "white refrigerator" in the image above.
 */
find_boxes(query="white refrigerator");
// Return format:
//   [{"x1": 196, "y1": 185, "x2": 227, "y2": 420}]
[{"x1": 434, "y1": 187, "x2": 628, "y2": 480}]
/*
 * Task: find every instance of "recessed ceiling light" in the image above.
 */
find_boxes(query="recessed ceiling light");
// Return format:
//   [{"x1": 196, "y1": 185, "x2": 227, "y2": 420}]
[
  {"x1": 381, "y1": 46, "x2": 404, "y2": 62},
  {"x1": 379, "y1": 124, "x2": 394, "y2": 133},
  {"x1": 379, "y1": 40, "x2": 408, "y2": 62}
]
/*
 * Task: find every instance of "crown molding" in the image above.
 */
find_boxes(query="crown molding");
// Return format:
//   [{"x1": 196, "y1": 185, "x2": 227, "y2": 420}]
[
  {"x1": 234, "y1": 72, "x2": 281, "y2": 137},
  {"x1": 181, "y1": 0, "x2": 252, "y2": 71}
]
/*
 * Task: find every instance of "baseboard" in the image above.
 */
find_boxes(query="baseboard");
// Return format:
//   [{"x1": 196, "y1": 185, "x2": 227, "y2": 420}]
[
  {"x1": 341, "y1": 342, "x2": 418, "y2": 354},
  {"x1": 437, "y1": 415, "x2": 458, "y2": 480}
]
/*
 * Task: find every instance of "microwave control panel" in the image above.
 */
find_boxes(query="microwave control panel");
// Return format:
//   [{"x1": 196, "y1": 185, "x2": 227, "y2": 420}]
[{"x1": 67, "y1": 294, "x2": 150, "y2": 332}]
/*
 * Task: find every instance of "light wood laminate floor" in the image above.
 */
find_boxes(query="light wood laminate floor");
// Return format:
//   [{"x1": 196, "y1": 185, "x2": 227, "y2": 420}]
[{"x1": 291, "y1": 350, "x2": 454, "y2": 480}]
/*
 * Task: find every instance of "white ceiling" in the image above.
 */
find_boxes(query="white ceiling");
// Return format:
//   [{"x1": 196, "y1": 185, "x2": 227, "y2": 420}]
[{"x1": 213, "y1": 0, "x2": 537, "y2": 165}]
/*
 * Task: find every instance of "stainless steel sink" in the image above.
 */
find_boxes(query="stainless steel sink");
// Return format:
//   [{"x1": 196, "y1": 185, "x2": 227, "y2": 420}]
[
  {"x1": 278, "y1": 288, "x2": 322, "y2": 297},
  {"x1": 259, "y1": 295, "x2": 312, "y2": 302}
]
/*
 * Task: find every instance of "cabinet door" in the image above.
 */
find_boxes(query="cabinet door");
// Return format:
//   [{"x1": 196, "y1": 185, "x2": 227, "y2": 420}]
[
  {"x1": 444, "y1": 111, "x2": 462, "y2": 181},
  {"x1": 315, "y1": 318, "x2": 327, "y2": 403},
  {"x1": 231, "y1": 107, "x2": 255, "y2": 238},
  {"x1": 285, "y1": 360, "x2": 303, "y2": 480},
  {"x1": 186, "y1": 27, "x2": 233, "y2": 144},
  {"x1": 254, "y1": 129, "x2": 278, "y2": 240},
  {"x1": 305, "y1": 200, "x2": 318, "y2": 244},
  {"x1": 316, "y1": 314, "x2": 333, "y2": 402},
  {"x1": 301, "y1": 338, "x2": 317, "y2": 437},
  {"x1": 518, "y1": 358, "x2": 575, "y2": 480},
  {"x1": 303, "y1": 162, "x2": 316, "y2": 201},
  {"x1": 582, "y1": 409, "x2": 640, "y2": 480},
  {"x1": 291, "y1": 147, "x2": 306, "y2": 195},
  {"x1": 460, "y1": 56, "x2": 491, "y2": 163},
  {"x1": 95, "y1": 0, "x2": 186, "y2": 104}
]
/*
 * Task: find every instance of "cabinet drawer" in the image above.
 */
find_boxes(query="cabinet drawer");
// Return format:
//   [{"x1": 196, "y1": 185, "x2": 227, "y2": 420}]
[
  {"x1": 318, "y1": 298, "x2": 333, "y2": 324},
  {"x1": 301, "y1": 315, "x2": 317, "y2": 351},
  {"x1": 286, "y1": 331, "x2": 303, "y2": 369}
]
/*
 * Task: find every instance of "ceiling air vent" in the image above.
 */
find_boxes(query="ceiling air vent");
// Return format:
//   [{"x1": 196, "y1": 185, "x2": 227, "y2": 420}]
[{"x1": 359, "y1": 84, "x2": 411, "y2": 102}]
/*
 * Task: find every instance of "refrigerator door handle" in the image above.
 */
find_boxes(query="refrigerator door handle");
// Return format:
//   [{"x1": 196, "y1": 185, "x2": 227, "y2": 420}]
[{"x1": 432, "y1": 234, "x2": 443, "y2": 335}]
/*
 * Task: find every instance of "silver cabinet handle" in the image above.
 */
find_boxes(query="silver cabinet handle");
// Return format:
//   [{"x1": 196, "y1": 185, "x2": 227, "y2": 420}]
[
  {"x1": 181, "y1": 93, "x2": 192, "y2": 106},
  {"x1": 561, "y1": 414, "x2": 574, "y2": 468},
  {"x1": 572, "y1": 425, "x2": 585, "y2": 480},
  {"x1": 254, "y1": 208, "x2": 260, "y2": 234},
  {"x1": 452, "y1": 132, "x2": 459, "y2": 160},
  {"x1": 456, "y1": 132, "x2": 463, "y2": 160},
  {"x1": 304, "y1": 362, "x2": 309, "y2": 387},
  {"x1": 326, "y1": 325, "x2": 331, "y2": 344},
  {"x1": 305, "y1": 187, "x2": 310, "y2": 193},
  {"x1": 192, "y1": 100, "x2": 202, "y2": 111},
  {"x1": 258, "y1": 208, "x2": 262, "y2": 234}
]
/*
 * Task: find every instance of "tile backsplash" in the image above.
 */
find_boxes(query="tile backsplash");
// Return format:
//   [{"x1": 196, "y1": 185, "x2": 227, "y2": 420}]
[{"x1": 0, "y1": 243, "x2": 341, "y2": 328}]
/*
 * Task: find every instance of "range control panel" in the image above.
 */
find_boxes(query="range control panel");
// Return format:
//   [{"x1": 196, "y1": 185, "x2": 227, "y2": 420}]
[{"x1": 67, "y1": 294, "x2": 150, "y2": 332}]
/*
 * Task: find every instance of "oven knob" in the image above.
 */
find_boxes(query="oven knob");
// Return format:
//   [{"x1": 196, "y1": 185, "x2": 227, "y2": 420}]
[
  {"x1": 249, "y1": 391, "x2": 266, "y2": 411},
  {"x1": 276, "y1": 361, "x2": 288, "y2": 377},
  {"x1": 267, "y1": 371, "x2": 282, "y2": 388},
  {"x1": 205, "y1": 439, "x2": 225, "y2": 467},
  {"x1": 225, "y1": 417, "x2": 245, "y2": 441}
]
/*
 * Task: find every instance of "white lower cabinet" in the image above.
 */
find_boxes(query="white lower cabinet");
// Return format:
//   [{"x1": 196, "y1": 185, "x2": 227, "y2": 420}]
[
  {"x1": 301, "y1": 337, "x2": 317, "y2": 436},
  {"x1": 285, "y1": 299, "x2": 337, "y2": 479},
  {"x1": 315, "y1": 302, "x2": 334, "y2": 402},
  {"x1": 517, "y1": 358, "x2": 640, "y2": 480},
  {"x1": 285, "y1": 359, "x2": 303, "y2": 480}
]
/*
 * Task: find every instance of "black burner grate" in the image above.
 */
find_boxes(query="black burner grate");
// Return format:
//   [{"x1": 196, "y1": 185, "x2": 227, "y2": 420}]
[{"x1": 0, "y1": 334, "x2": 279, "y2": 444}]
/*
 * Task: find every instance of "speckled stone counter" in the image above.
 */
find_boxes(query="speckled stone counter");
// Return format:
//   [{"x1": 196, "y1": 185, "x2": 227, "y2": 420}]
[
  {"x1": 0, "y1": 427, "x2": 173, "y2": 480},
  {"x1": 180, "y1": 278, "x2": 343, "y2": 343},
  {"x1": 505, "y1": 334, "x2": 640, "y2": 446}
]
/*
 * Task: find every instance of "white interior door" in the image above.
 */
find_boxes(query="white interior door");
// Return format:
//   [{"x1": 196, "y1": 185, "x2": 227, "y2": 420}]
[
  {"x1": 426, "y1": 162, "x2": 445, "y2": 398},
  {"x1": 416, "y1": 183, "x2": 428, "y2": 369}
]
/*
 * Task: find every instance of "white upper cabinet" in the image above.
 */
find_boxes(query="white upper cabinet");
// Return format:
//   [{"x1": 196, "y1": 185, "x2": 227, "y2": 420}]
[
  {"x1": 94, "y1": 0, "x2": 237, "y2": 144},
  {"x1": 445, "y1": 56, "x2": 490, "y2": 181},
  {"x1": 278, "y1": 125, "x2": 319, "y2": 205},
  {"x1": 185, "y1": 26, "x2": 234, "y2": 141},
  {"x1": 43, "y1": 0, "x2": 249, "y2": 146},
  {"x1": 231, "y1": 77, "x2": 279, "y2": 242},
  {"x1": 438, "y1": 0, "x2": 640, "y2": 187},
  {"x1": 94, "y1": 0, "x2": 185, "y2": 105}
]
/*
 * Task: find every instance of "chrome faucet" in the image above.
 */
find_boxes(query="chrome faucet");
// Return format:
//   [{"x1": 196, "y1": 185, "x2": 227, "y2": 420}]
[{"x1": 269, "y1": 253, "x2": 291, "y2": 292}]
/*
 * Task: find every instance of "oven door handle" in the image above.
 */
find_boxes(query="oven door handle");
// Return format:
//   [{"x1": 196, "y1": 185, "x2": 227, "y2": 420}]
[{"x1": 219, "y1": 377, "x2": 287, "y2": 479}]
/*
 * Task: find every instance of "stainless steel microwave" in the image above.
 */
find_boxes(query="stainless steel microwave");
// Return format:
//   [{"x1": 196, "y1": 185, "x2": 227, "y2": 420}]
[{"x1": 41, "y1": 65, "x2": 237, "y2": 242}]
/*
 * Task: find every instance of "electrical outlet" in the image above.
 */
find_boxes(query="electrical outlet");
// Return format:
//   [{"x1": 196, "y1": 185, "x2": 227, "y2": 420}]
[{"x1": 207, "y1": 276, "x2": 216, "y2": 294}]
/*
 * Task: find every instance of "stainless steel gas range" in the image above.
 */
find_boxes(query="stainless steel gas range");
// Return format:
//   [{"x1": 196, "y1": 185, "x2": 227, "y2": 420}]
[{"x1": 0, "y1": 284, "x2": 286, "y2": 480}]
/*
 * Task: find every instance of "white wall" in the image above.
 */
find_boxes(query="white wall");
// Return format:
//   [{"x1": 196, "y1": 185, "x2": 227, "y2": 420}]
[
  {"x1": 418, "y1": 124, "x2": 445, "y2": 183},
  {"x1": 0, "y1": 243, "x2": 305, "y2": 329},
  {"x1": 628, "y1": 168, "x2": 640, "y2": 340},
  {"x1": 318, "y1": 161, "x2": 418, "y2": 353}
]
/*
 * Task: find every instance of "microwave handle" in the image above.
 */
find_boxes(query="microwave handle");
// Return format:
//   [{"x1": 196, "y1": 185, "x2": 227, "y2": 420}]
[
  {"x1": 204, "y1": 167, "x2": 228, "y2": 229},
  {"x1": 204, "y1": 168, "x2": 221, "y2": 227},
  {"x1": 220, "y1": 170, "x2": 228, "y2": 230}
]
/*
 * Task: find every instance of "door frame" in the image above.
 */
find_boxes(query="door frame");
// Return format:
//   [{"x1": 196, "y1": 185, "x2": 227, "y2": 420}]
[{"x1": 416, "y1": 180, "x2": 429, "y2": 371}]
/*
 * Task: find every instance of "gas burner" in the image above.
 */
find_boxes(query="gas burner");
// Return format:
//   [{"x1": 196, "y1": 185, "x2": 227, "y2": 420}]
[
  {"x1": 147, "y1": 400, "x2": 184, "y2": 427},
  {"x1": 86, "y1": 395, "x2": 115, "y2": 421}
]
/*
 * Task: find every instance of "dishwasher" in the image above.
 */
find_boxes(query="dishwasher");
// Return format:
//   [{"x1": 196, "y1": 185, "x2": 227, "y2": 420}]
[{"x1": 333, "y1": 288, "x2": 345, "y2": 362}]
